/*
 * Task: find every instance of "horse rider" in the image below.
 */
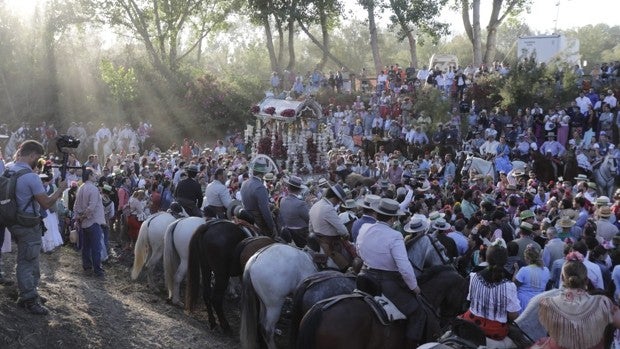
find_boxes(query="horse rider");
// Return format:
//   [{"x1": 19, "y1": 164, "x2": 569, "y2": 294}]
[
  {"x1": 479, "y1": 134, "x2": 499, "y2": 160},
  {"x1": 540, "y1": 132, "x2": 566, "y2": 164},
  {"x1": 278, "y1": 175, "x2": 310, "y2": 247},
  {"x1": 240, "y1": 158, "x2": 278, "y2": 237},
  {"x1": 308, "y1": 183, "x2": 352, "y2": 271},
  {"x1": 204, "y1": 167, "x2": 233, "y2": 219},
  {"x1": 174, "y1": 164, "x2": 203, "y2": 217},
  {"x1": 356, "y1": 198, "x2": 424, "y2": 349}
]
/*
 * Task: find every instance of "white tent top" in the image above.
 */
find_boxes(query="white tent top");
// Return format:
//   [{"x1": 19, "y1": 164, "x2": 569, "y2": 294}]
[{"x1": 253, "y1": 97, "x2": 322, "y2": 122}]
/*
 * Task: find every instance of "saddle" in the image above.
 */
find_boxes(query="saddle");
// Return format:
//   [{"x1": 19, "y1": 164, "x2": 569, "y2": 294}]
[
  {"x1": 320, "y1": 290, "x2": 406, "y2": 326},
  {"x1": 439, "y1": 318, "x2": 517, "y2": 349}
]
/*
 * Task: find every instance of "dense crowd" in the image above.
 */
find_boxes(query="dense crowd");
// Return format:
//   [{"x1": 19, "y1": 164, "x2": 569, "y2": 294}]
[{"x1": 1, "y1": 58, "x2": 620, "y2": 347}]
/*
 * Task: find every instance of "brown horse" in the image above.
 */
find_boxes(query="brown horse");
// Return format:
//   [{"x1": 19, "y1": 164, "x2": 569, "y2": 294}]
[
  {"x1": 186, "y1": 221, "x2": 265, "y2": 333},
  {"x1": 530, "y1": 149, "x2": 557, "y2": 184},
  {"x1": 296, "y1": 265, "x2": 468, "y2": 349}
]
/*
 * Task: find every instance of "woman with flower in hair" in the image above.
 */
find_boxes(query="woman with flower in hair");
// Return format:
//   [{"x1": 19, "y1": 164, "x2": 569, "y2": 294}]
[
  {"x1": 513, "y1": 244, "x2": 550, "y2": 311},
  {"x1": 459, "y1": 238, "x2": 521, "y2": 341},
  {"x1": 532, "y1": 251, "x2": 620, "y2": 349}
]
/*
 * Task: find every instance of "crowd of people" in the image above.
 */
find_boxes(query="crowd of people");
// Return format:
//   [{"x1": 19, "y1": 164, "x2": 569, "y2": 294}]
[{"x1": 1, "y1": 59, "x2": 620, "y2": 348}]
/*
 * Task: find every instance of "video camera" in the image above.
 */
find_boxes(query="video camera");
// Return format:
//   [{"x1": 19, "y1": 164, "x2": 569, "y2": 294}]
[{"x1": 54, "y1": 135, "x2": 82, "y2": 181}]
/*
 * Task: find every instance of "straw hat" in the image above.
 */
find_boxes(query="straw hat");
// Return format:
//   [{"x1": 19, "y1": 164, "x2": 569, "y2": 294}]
[
  {"x1": 357, "y1": 194, "x2": 381, "y2": 210},
  {"x1": 574, "y1": 174, "x2": 588, "y2": 182},
  {"x1": 595, "y1": 196, "x2": 611, "y2": 207},
  {"x1": 520, "y1": 210, "x2": 535, "y2": 220},
  {"x1": 558, "y1": 217, "x2": 576, "y2": 229},
  {"x1": 431, "y1": 218, "x2": 452, "y2": 231},
  {"x1": 263, "y1": 172, "x2": 276, "y2": 181},
  {"x1": 341, "y1": 199, "x2": 358, "y2": 210},
  {"x1": 598, "y1": 206, "x2": 612, "y2": 218},
  {"x1": 404, "y1": 217, "x2": 429, "y2": 234},
  {"x1": 520, "y1": 221, "x2": 534, "y2": 233},
  {"x1": 428, "y1": 211, "x2": 445, "y2": 221},
  {"x1": 370, "y1": 198, "x2": 406, "y2": 216}
]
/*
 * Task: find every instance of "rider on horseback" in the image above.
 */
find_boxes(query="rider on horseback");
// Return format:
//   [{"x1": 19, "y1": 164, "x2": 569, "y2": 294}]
[{"x1": 356, "y1": 198, "x2": 424, "y2": 349}]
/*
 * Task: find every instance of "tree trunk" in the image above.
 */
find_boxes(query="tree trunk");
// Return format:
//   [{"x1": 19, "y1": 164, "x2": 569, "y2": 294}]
[
  {"x1": 297, "y1": 20, "x2": 350, "y2": 71},
  {"x1": 471, "y1": 0, "x2": 482, "y2": 66},
  {"x1": 276, "y1": 18, "x2": 284, "y2": 72},
  {"x1": 484, "y1": 27, "x2": 498, "y2": 65},
  {"x1": 405, "y1": 30, "x2": 418, "y2": 68},
  {"x1": 366, "y1": 2, "x2": 383, "y2": 75},
  {"x1": 484, "y1": 0, "x2": 516, "y2": 65},
  {"x1": 263, "y1": 15, "x2": 280, "y2": 73},
  {"x1": 286, "y1": 16, "x2": 296, "y2": 71},
  {"x1": 318, "y1": 4, "x2": 329, "y2": 70}
]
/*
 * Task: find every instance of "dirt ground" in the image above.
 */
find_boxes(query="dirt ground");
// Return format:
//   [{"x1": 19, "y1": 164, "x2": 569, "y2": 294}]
[{"x1": 0, "y1": 242, "x2": 242, "y2": 349}]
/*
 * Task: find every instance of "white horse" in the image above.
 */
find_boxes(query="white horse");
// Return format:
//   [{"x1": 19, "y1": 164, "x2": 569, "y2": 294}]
[
  {"x1": 240, "y1": 243, "x2": 339, "y2": 349},
  {"x1": 4, "y1": 132, "x2": 24, "y2": 160},
  {"x1": 460, "y1": 154, "x2": 495, "y2": 179},
  {"x1": 594, "y1": 153, "x2": 618, "y2": 198},
  {"x1": 131, "y1": 212, "x2": 182, "y2": 288},
  {"x1": 163, "y1": 216, "x2": 205, "y2": 305}
]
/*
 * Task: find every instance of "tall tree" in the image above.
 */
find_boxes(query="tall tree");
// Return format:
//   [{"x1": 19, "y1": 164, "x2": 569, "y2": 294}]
[
  {"x1": 387, "y1": 0, "x2": 450, "y2": 67},
  {"x1": 359, "y1": 0, "x2": 382, "y2": 74},
  {"x1": 459, "y1": 0, "x2": 530, "y2": 66},
  {"x1": 87, "y1": 0, "x2": 236, "y2": 85}
]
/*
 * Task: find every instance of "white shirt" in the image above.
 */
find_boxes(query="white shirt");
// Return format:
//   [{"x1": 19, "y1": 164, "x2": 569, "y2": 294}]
[
  {"x1": 604, "y1": 94, "x2": 618, "y2": 108},
  {"x1": 204, "y1": 179, "x2": 233, "y2": 208}
]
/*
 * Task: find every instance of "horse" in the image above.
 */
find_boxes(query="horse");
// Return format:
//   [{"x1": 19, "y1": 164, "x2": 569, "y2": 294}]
[
  {"x1": 131, "y1": 212, "x2": 183, "y2": 288},
  {"x1": 289, "y1": 271, "x2": 357, "y2": 347},
  {"x1": 295, "y1": 233, "x2": 468, "y2": 349},
  {"x1": 460, "y1": 154, "x2": 495, "y2": 180},
  {"x1": 594, "y1": 153, "x2": 618, "y2": 198},
  {"x1": 530, "y1": 150, "x2": 557, "y2": 184},
  {"x1": 239, "y1": 243, "x2": 340, "y2": 349},
  {"x1": 163, "y1": 216, "x2": 205, "y2": 305},
  {"x1": 4, "y1": 131, "x2": 24, "y2": 160},
  {"x1": 185, "y1": 220, "x2": 252, "y2": 333}
]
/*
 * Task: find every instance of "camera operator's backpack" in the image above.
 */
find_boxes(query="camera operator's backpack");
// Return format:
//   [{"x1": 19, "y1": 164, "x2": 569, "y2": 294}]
[{"x1": 0, "y1": 168, "x2": 32, "y2": 227}]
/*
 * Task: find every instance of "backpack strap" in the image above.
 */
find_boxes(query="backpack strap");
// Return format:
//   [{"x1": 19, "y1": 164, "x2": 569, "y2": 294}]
[{"x1": 8, "y1": 168, "x2": 37, "y2": 213}]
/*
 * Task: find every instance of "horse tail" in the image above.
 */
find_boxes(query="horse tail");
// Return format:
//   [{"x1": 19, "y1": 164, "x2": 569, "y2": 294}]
[
  {"x1": 296, "y1": 303, "x2": 323, "y2": 349},
  {"x1": 130, "y1": 213, "x2": 163, "y2": 280},
  {"x1": 289, "y1": 278, "x2": 312, "y2": 348},
  {"x1": 163, "y1": 219, "x2": 181, "y2": 299},
  {"x1": 185, "y1": 224, "x2": 206, "y2": 311},
  {"x1": 240, "y1": 265, "x2": 259, "y2": 349}
]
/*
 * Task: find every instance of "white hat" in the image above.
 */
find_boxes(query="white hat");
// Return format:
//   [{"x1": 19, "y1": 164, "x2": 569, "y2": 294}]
[{"x1": 530, "y1": 142, "x2": 538, "y2": 151}]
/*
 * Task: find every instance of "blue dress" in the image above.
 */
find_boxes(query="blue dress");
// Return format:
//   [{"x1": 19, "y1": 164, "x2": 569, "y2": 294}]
[
  {"x1": 515, "y1": 264, "x2": 550, "y2": 312},
  {"x1": 494, "y1": 143, "x2": 513, "y2": 174}
]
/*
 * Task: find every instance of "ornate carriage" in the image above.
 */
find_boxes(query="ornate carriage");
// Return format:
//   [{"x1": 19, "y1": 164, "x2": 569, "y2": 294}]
[{"x1": 246, "y1": 97, "x2": 334, "y2": 175}]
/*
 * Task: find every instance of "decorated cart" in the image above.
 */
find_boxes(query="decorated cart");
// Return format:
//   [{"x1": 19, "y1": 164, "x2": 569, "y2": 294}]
[{"x1": 245, "y1": 97, "x2": 335, "y2": 175}]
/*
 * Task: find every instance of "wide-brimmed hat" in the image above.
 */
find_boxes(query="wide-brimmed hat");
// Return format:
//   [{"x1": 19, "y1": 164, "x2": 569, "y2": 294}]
[
  {"x1": 357, "y1": 194, "x2": 382, "y2": 210},
  {"x1": 512, "y1": 169, "x2": 525, "y2": 177},
  {"x1": 341, "y1": 199, "x2": 358, "y2": 210},
  {"x1": 102, "y1": 184, "x2": 113, "y2": 193},
  {"x1": 598, "y1": 206, "x2": 612, "y2": 218},
  {"x1": 284, "y1": 175, "x2": 304, "y2": 189},
  {"x1": 263, "y1": 172, "x2": 276, "y2": 181},
  {"x1": 587, "y1": 182, "x2": 597, "y2": 189},
  {"x1": 520, "y1": 210, "x2": 535, "y2": 220},
  {"x1": 574, "y1": 174, "x2": 588, "y2": 182},
  {"x1": 520, "y1": 221, "x2": 534, "y2": 233},
  {"x1": 404, "y1": 217, "x2": 429, "y2": 234},
  {"x1": 558, "y1": 217, "x2": 576, "y2": 229},
  {"x1": 428, "y1": 211, "x2": 445, "y2": 221},
  {"x1": 370, "y1": 198, "x2": 405, "y2": 216},
  {"x1": 595, "y1": 196, "x2": 611, "y2": 207},
  {"x1": 431, "y1": 218, "x2": 452, "y2": 231},
  {"x1": 317, "y1": 177, "x2": 330, "y2": 187},
  {"x1": 330, "y1": 183, "x2": 347, "y2": 203},
  {"x1": 226, "y1": 200, "x2": 243, "y2": 220},
  {"x1": 251, "y1": 157, "x2": 269, "y2": 173},
  {"x1": 185, "y1": 164, "x2": 199, "y2": 173},
  {"x1": 546, "y1": 132, "x2": 556, "y2": 137},
  {"x1": 561, "y1": 208, "x2": 577, "y2": 219}
]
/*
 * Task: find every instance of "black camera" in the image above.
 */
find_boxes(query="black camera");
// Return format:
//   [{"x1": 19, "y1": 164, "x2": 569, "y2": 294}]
[{"x1": 56, "y1": 135, "x2": 80, "y2": 153}]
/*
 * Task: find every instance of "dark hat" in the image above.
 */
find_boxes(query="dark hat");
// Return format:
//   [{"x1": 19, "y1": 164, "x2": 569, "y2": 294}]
[
  {"x1": 329, "y1": 183, "x2": 347, "y2": 203},
  {"x1": 236, "y1": 208, "x2": 255, "y2": 225},
  {"x1": 251, "y1": 157, "x2": 269, "y2": 173},
  {"x1": 370, "y1": 198, "x2": 405, "y2": 216},
  {"x1": 284, "y1": 175, "x2": 304, "y2": 189},
  {"x1": 185, "y1": 164, "x2": 199, "y2": 173}
]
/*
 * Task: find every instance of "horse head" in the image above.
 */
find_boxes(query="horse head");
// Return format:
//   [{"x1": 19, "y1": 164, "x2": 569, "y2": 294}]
[
  {"x1": 460, "y1": 155, "x2": 473, "y2": 177},
  {"x1": 604, "y1": 154, "x2": 618, "y2": 175}
]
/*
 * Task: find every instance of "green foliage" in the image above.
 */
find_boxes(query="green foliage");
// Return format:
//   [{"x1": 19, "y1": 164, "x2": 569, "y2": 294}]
[
  {"x1": 100, "y1": 59, "x2": 137, "y2": 103},
  {"x1": 412, "y1": 86, "x2": 451, "y2": 127}
]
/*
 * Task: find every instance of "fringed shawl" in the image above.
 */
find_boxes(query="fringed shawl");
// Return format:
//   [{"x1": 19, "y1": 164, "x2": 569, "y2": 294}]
[
  {"x1": 539, "y1": 289, "x2": 613, "y2": 349},
  {"x1": 469, "y1": 272, "x2": 516, "y2": 323}
]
